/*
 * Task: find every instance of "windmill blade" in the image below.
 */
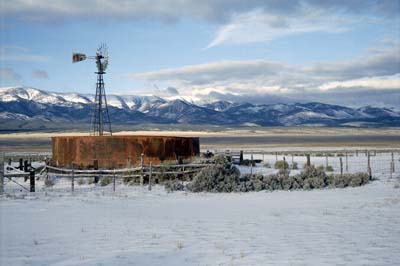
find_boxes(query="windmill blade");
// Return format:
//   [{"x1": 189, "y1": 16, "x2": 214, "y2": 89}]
[
  {"x1": 101, "y1": 43, "x2": 109, "y2": 71},
  {"x1": 72, "y1": 53, "x2": 86, "y2": 63}
]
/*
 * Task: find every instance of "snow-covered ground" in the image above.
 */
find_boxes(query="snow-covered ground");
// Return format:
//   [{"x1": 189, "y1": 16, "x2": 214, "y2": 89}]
[
  {"x1": 1, "y1": 150, "x2": 400, "y2": 265},
  {"x1": 1, "y1": 178, "x2": 400, "y2": 266}
]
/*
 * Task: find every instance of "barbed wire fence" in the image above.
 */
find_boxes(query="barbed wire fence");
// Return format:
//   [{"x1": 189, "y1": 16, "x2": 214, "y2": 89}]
[{"x1": 1, "y1": 149, "x2": 399, "y2": 195}]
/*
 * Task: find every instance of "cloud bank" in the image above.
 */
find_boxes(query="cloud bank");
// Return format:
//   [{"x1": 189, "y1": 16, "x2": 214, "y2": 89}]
[
  {"x1": 133, "y1": 46, "x2": 400, "y2": 107},
  {"x1": 3, "y1": 1, "x2": 397, "y2": 23},
  {"x1": 0, "y1": 45, "x2": 51, "y2": 62}
]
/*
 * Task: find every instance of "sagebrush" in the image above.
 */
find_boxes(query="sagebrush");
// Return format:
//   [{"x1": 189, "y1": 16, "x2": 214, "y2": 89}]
[{"x1": 167, "y1": 163, "x2": 370, "y2": 193}]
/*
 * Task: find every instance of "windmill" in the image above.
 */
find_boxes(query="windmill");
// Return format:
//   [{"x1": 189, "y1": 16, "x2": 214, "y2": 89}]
[{"x1": 73, "y1": 44, "x2": 112, "y2": 136}]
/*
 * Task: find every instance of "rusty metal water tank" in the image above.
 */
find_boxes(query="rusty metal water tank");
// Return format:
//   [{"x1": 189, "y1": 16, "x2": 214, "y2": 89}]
[{"x1": 52, "y1": 135, "x2": 200, "y2": 169}]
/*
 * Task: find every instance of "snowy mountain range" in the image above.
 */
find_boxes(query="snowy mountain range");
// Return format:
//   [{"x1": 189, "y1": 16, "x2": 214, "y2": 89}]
[{"x1": 1, "y1": 86, "x2": 399, "y2": 131}]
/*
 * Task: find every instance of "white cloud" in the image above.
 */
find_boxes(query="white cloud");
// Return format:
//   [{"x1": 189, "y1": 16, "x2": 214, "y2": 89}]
[
  {"x1": 0, "y1": 67, "x2": 22, "y2": 81},
  {"x1": 0, "y1": 45, "x2": 51, "y2": 63},
  {"x1": 133, "y1": 46, "x2": 400, "y2": 88},
  {"x1": 32, "y1": 69, "x2": 49, "y2": 79},
  {"x1": 206, "y1": 8, "x2": 350, "y2": 48},
  {"x1": 319, "y1": 75, "x2": 400, "y2": 91},
  {"x1": 133, "y1": 60, "x2": 288, "y2": 84}
]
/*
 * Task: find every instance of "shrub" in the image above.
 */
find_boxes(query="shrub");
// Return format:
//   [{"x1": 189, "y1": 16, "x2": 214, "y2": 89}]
[
  {"x1": 44, "y1": 178, "x2": 55, "y2": 187},
  {"x1": 164, "y1": 180, "x2": 184, "y2": 192},
  {"x1": 281, "y1": 175, "x2": 295, "y2": 190},
  {"x1": 349, "y1": 174, "x2": 362, "y2": 187},
  {"x1": 350, "y1": 172, "x2": 369, "y2": 187},
  {"x1": 213, "y1": 154, "x2": 229, "y2": 165},
  {"x1": 296, "y1": 165, "x2": 327, "y2": 190},
  {"x1": 156, "y1": 165, "x2": 174, "y2": 183},
  {"x1": 291, "y1": 162, "x2": 298, "y2": 170},
  {"x1": 160, "y1": 160, "x2": 178, "y2": 166},
  {"x1": 330, "y1": 172, "x2": 369, "y2": 188},
  {"x1": 291, "y1": 176, "x2": 302, "y2": 190},
  {"x1": 252, "y1": 178, "x2": 264, "y2": 191},
  {"x1": 332, "y1": 174, "x2": 348, "y2": 188},
  {"x1": 303, "y1": 178, "x2": 312, "y2": 190},
  {"x1": 325, "y1": 165, "x2": 334, "y2": 172},
  {"x1": 192, "y1": 156, "x2": 210, "y2": 164},
  {"x1": 274, "y1": 160, "x2": 289, "y2": 170},
  {"x1": 240, "y1": 174, "x2": 264, "y2": 192},
  {"x1": 100, "y1": 176, "x2": 111, "y2": 186},
  {"x1": 187, "y1": 164, "x2": 240, "y2": 192},
  {"x1": 123, "y1": 175, "x2": 133, "y2": 185},
  {"x1": 180, "y1": 161, "x2": 369, "y2": 193}
]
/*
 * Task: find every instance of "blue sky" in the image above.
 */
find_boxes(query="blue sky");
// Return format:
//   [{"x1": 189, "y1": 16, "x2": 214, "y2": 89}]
[{"x1": 0, "y1": 0, "x2": 399, "y2": 107}]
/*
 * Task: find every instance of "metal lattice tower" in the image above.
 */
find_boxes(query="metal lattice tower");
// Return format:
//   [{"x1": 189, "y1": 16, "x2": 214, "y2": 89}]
[{"x1": 73, "y1": 44, "x2": 112, "y2": 136}]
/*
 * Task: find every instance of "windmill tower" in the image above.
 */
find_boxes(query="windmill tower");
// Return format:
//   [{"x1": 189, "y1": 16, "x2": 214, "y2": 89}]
[{"x1": 73, "y1": 44, "x2": 112, "y2": 136}]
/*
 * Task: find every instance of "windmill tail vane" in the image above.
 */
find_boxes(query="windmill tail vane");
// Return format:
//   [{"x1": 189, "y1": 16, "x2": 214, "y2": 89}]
[{"x1": 72, "y1": 53, "x2": 86, "y2": 63}]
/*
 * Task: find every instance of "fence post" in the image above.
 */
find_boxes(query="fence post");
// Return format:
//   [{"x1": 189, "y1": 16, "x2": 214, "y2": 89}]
[
  {"x1": 392, "y1": 152, "x2": 395, "y2": 173},
  {"x1": 30, "y1": 170, "x2": 35, "y2": 192},
  {"x1": 24, "y1": 160, "x2": 29, "y2": 172},
  {"x1": 275, "y1": 152, "x2": 278, "y2": 161},
  {"x1": 71, "y1": 165, "x2": 74, "y2": 193},
  {"x1": 19, "y1": 158, "x2": 23, "y2": 170},
  {"x1": 181, "y1": 165, "x2": 185, "y2": 186},
  {"x1": 94, "y1": 160, "x2": 99, "y2": 183},
  {"x1": 140, "y1": 153, "x2": 144, "y2": 186},
  {"x1": 291, "y1": 154, "x2": 294, "y2": 166},
  {"x1": 250, "y1": 153, "x2": 254, "y2": 175},
  {"x1": 339, "y1": 157, "x2": 343, "y2": 177},
  {"x1": 45, "y1": 162, "x2": 49, "y2": 182},
  {"x1": 149, "y1": 162, "x2": 152, "y2": 191},
  {"x1": 345, "y1": 152, "x2": 348, "y2": 172},
  {"x1": 113, "y1": 169, "x2": 116, "y2": 192},
  {"x1": 306, "y1": 154, "x2": 311, "y2": 167},
  {"x1": 367, "y1": 151, "x2": 372, "y2": 179},
  {"x1": 0, "y1": 152, "x2": 4, "y2": 195}
]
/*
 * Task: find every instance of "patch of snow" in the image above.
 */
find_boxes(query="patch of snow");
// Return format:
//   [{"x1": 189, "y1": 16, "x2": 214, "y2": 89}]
[{"x1": 0, "y1": 112, "x2": 30, "y2": 120}]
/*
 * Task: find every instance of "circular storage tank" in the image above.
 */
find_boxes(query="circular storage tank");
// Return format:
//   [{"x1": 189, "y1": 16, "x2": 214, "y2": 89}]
[{"x1": 51, "y1": 135, "x2": 200, "y2": 169}]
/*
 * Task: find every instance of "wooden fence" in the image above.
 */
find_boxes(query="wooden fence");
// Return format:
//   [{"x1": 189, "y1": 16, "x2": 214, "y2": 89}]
[{"x1": 1, "y1": 158, "x2": 210, "y2": 194}]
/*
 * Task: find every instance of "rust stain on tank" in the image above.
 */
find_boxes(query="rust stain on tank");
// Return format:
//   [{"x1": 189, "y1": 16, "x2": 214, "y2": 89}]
[{"x1": 51, "y1": 135, "x2": 200, "y2": 169}]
